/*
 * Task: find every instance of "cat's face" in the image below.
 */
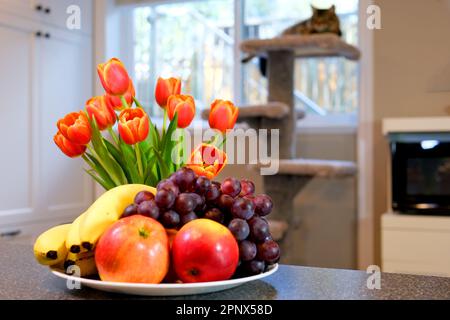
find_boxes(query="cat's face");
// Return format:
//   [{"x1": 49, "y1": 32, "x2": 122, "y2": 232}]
[{"x1": 311, "y1": 5, "x2": 338, "y2": 32}]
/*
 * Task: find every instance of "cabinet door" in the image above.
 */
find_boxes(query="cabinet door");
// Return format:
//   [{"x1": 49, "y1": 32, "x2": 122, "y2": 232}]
[
  {"x1": 0, "y1": 0, "x2": 42, "y2": 22},
  {"x1": 0, "y1": 14, "x2": 39, "y2": 225},
  {"x1": 37, "y1": 29, "x2": 93, "y2": 220},
  {"x1": 39, "y1": 0, "x2": 92, "y2": 35}
]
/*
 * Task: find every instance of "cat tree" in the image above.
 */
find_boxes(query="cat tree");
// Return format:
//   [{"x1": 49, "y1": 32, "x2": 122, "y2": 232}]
[{"x1": 203, "y1": 34, "x2": 360, "y2": 265}]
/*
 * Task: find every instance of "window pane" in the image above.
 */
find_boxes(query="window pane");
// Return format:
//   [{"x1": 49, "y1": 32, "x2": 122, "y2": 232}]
[
  {"x1": 133, "y1": 0, "x2": 234, "y2": 117},
  {"x1": 243, "y1": 0, "x2": 359, "y2": 115}
]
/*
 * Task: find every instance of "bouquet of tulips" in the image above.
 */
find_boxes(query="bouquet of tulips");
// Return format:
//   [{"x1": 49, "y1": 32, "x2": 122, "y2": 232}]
[{"x1": 53, "y1": 58, "x2": 239, "y2": 189}]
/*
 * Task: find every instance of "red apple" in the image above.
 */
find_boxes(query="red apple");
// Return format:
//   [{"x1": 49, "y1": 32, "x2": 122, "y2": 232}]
[
  {"x1": 95, "y1": 215, "x2": 169, "y2": 283},
  {"x1": 172, "y1": 219, "x2": 239, "y2": 283}
]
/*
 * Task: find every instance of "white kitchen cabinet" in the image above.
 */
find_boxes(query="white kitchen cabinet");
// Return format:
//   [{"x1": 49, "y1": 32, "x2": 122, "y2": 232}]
[
  {"x1": 0, "y1": 0, "x2": 92, "y2": 35},
  {"x1": 382, "y1": 213, "x2": 450, "y2": 277},
  {"x1": 0, "y1": 3, "x2": 94, "y2": 240}
]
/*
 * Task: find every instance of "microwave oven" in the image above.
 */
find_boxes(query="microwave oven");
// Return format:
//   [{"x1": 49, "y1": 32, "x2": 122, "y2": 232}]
[{"x1": 390, "y1": 132, "x2": 450, "y2": 215}]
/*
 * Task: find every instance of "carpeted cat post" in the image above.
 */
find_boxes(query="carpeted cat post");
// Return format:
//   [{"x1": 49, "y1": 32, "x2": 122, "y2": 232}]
[{"x1": 203, "y1": 34, "x2": 361, "y2": 265}]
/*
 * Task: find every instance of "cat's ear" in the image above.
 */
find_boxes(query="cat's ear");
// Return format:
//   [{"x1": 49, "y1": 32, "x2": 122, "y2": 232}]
[
  {"x1": 311, "y1": 4, "x2": 318, "y2": 14},
  {"x1": 330, "y1": 5, "x2": 336, "y2": 13}
]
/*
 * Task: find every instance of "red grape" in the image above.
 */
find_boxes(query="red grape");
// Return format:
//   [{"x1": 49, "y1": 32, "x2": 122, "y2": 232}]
[
  {"x1": 239, "y1": 179, "x2": 255, "y2": 197},
  {"x1": 155, "y1": 189, "x2": 176, "y2": 209},
  {"x1": 174, "y1": 193, "x2": 196, "y2": 215},
  {"x1": 134, "y1": 191, "x2": 155, "y2": 205},
  {"x1": 180, "y1": 212, "x2": 198, "y2": 225},
  {"x1": 195, "y1": 176, "x2": 211, "y2": 194},
  {"x1": 137, "y1": 200, "x2": 160, "y2": 220},
  {"x1": 205, "y1": 183, "x2": 221, "y2": 202},
  {"x1": 231, "y1": 197, "x2": 255, "y2": 220},
  {"x1": 217, "y1": 194, "x2": 234, "y2": 212},
  {"x1": 253, "y1": 194, "x2": 273, "y2": 216},
  {"x1": 203, "y1": 208, "x2": 224, "y2": 223},
  {"x1": 221, "y1": 178, "x2": 241, "y2": 197},
  {"x1": 228, "y1": 218, "x2": 250, "y2": 241},
  {"x1": 257, "y1": 240, "x2": 280, "y2": 263},
  {"x1": 248, "y1": 217, "x2": 270, "y2": 242},
  {"x1": 172, "y1": 167, "x2": 196, "y2": 191},
  {"x1": 239, "y1": 240, "x2": 257, "y2": 261},
  {"x1": 242, "y1": 260, "x2": 265, "y2": 275},
  {"x1": 157, "y1": 179, "x2": 180, "y2": 196},
  {"x1": 189, "y1": 193, "x2": 205, "y2": 212},
  {"x1": 160, "y1": 210, "x2": 180, "y2": 228},
  {"x1": 121, "y1": 204, "x2": 137, "y2": 218}
]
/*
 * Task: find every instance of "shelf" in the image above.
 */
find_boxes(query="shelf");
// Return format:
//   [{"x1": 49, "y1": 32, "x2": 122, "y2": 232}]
[
  {"x1": 254, "y1": 158, "x2": 357, "y2": 178},
  {"x1": 240, "y1": 34, "x2": 361, "y2": 61}
]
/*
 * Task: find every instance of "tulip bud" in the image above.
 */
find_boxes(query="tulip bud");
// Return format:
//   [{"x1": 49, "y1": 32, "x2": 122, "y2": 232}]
[
  {"x1": 97, "y1": 58, "x2": 130, "y2": 96},
  {"x1": 155, "y1": 77, "x2": 181, "y2": 108},
  {"x1": 54, "y1": 132, "x2": 86, "y2": 158},
  {"x1": 86, "y1": 96, "x2": 116, "y2": 131},
  {"x1": 105, "y1": 81, "x2": 135, "y2": 111},
  {"x1": 186, "y1": 144, "x2": 227, "y2": 179},
  {"x1": 57, "y1": 111, "x2": 91, "y2": 145},
  {"x1": 208, "y1": 99, "x2": 239, "y2": 133},
  {"x1": 167, "y1": 94, "x2": 196, "y2": 128},
  {"x1": 118, "y1": 108, "x2": 150, "y2": 145}
]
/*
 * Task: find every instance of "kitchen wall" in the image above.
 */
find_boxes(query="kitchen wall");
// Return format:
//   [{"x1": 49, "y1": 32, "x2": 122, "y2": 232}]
[{"x1": 372, "y1": 0, "x2": 450, "y2": 263}]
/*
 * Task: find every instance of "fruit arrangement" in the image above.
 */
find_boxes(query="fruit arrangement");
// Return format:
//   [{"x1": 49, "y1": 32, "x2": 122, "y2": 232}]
[
  {"x1": 33, "y1": 168, "x2": 280, "y2": 283},
  {"x1": 34, "y1": 57, "x2": 280, "y2": 285}
]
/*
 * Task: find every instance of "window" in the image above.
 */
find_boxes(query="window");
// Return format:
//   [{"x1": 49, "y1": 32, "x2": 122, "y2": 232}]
[{"x1": 132, "y1": 0, "x2": 359, "y2": 119}]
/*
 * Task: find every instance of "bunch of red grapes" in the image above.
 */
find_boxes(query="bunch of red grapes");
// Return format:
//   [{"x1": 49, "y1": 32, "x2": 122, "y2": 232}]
[{"x1": 122, "y1": 167, "x2": 280, "y2": 276}]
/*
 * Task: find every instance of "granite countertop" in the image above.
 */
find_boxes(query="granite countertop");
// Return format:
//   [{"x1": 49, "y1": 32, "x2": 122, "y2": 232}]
[{"x1": 1, "y1": 242, "x2": 449, "y2": 300}]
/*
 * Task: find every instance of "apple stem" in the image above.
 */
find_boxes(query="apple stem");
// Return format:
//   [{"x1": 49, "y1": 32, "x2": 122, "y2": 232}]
[{"x1": 138, "y1": 228, "x2": 149, "y2": 239}]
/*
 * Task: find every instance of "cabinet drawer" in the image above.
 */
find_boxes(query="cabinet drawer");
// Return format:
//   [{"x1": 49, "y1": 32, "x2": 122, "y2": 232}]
[{"x1": 382, "y1": 229, "x2": 450, "y2": 266}]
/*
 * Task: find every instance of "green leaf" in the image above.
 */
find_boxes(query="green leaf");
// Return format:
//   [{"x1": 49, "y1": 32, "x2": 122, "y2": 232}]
[
  {"x1": 88, "y1": 117, "x2": 128, "y2": 185},
  {"x1": 84, "y1": 169, "x2": 110, "y2": 190},
  {"x1": 117, "y1": 139, "x2": 142, "y2": 183},
  {"x1": 161, "y1": 112, "x2": 179, "y2": 172},
  {"x1": 103, "y1": 139, "x2": 132, "y2": 183},
  {"x1": 84, "y1": 153, "x2": 116, "y2": 189},
  {"x1": 151, "y1": 147, "x2": 170, "y2": 179}
]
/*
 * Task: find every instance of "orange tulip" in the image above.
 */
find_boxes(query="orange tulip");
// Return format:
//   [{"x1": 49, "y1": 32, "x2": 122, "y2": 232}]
[
  {"x1": 97, "y1": 58, "x2": 130, "y2": 96},
  {"x1": 54, "y1": 132, "x2": 86, "y2": 158},
  {"x1": 86, "y1": 96, "x2": 116, "y2": 131},
  {"x1": 105, "y1": 81, "x2": 135, "y2": 111},
  {"x1": 167, "y1": 94, "x2": 195, "y2": 128},
  {"x1": 208, "y1": 99, "x2": 239, "y2": 133},
  {"x1": 57, "y1": 111, "x2": 91, "y2": 145},
  {"x1": 186, "y1": 144, "x2": 227, "y2": 179},
  {"x1": 155, "y1": 77, "x2": 181, "y2": 108},
  {"x1": 118, "y1": 108, "x2": 149, "y2": 145}
]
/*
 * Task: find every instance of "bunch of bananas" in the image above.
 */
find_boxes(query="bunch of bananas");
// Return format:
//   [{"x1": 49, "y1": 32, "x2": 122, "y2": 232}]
[{"x1": 33, "y1": 184, "x2": 156, "y2": 276}]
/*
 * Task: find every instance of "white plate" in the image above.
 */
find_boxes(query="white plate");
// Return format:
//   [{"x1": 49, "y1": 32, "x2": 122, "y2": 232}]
[{"x1": 51, "y1": 264, "x2": 278, "y2": 296}]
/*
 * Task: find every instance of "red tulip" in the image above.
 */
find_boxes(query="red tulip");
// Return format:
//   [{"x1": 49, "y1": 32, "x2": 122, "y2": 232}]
[
  {"x1": 57, "y1": 111, "x2": 91, "y2": 145},
  {"x1": 118, "y1": 108, "x2": 149, "y2": 145},
  {"x1": 155, "y1": 77, "x2": 181, "y2": 108},
  {"x1": 86, "y1": 96, "x2": 116, "y2": 131},
  {"x1": 97, "y1": 58, "x2": 130, "y2": 96},
  {"x1": 186, "y1": 144, "x2": 227, "y2": 179},
  {"x1": 167, "y1": 94, "x2": 195, "y2": 128},
  {"x1": 105, "y1": 81, "x2": 135, "y2": 111},
  {"x1": 209, "y1": 99, "x2": 239, "y2": 133},
  {"x1": 54, "y1": 132, "x2": 86, "y2": 158}
]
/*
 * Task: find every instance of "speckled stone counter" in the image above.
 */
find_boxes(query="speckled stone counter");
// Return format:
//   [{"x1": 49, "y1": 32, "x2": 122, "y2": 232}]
[{"x1": 1, "y1": 242, "x2": 449, "y2": 300}]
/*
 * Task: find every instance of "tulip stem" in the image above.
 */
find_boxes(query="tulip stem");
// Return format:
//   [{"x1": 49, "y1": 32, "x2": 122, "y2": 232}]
[
  {"x1": 120, "y1": 95, "x2": 129, "y2": 109},
  {"x1": 135, "y1": 143, "x2": 144, "y2": 178},
  {"x1": 107, "y1": 126, "x2": 120, "y2": 146},
  {"x1": 132, "y1": 96, "x2": 143, "y2": 108},
  {"x1": 162, "y1": 109, "x2": 168, "y2": 136}
]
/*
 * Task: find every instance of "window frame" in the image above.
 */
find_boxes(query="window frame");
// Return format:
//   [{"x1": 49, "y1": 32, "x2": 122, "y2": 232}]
[{"x1": 123, "y1": 0, "x2": 359, "y2": 129}]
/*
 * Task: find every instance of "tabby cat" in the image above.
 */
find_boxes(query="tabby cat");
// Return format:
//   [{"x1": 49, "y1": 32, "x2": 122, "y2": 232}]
[{"x1": 242, "y1": 5, "x2": 342, "y2": 76}]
